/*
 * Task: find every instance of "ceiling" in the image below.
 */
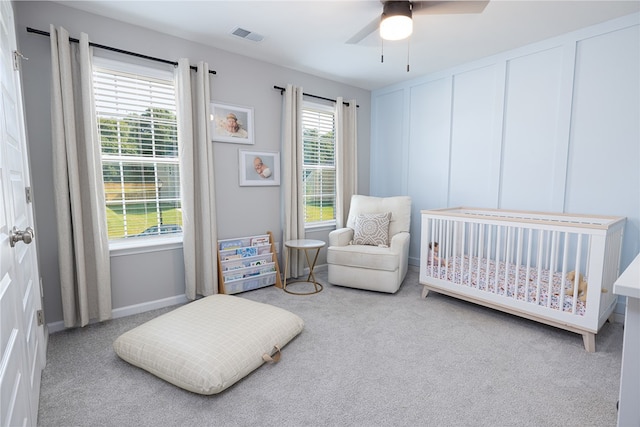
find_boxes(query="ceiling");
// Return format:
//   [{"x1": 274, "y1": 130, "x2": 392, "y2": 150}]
[{"x1": 54, "y1": 0, "x2": 640, "y2": 91}]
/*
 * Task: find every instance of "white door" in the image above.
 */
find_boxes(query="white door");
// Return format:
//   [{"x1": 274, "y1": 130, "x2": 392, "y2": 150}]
[{"x1": 0, "y1": 1, "x2": 46, "y2": 426}]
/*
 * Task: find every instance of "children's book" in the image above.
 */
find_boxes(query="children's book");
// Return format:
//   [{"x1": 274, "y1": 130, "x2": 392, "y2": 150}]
[{"x1": 236, "y1": 247, "x2": 258, "y2": 257}]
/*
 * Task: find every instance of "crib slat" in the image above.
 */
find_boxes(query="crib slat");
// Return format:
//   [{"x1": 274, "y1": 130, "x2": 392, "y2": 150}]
[
  {"x1": 452, "y1": 220, "x2": 459, "y2": 283},
  {"x1": 536, "y1": 231, "x2": 544, "y2": 305},
  {"x1": 438, "y1": 220, "x2": 445, "y2": 277},
  {"x1": 560, "y1": 232, "x2": 570, "y2": 313},
  {"x1": 545, "y1": 233, "x2": 551, "y2": 270},
  {"x1": 504, "y1": 226, "x2": 511, "y2": 297},
  {"x1": 572, "y1": 234, "x2": 583, "y2": 314},
  {"x1": 430, "y1": 219, "x2": 435, "y2": 272},
  {"x1": 477, "y1": 224, "x2": 484, "y2": 290},
  {"x1": 525, "y1": 228, "x2": 533, "y2": 302},
  {"x1": 486, "y1": 225, "x2": 492, "y2": 292},
  {"x1": 468, "y1": 223, "x2": 474, "y2": 288},
  {"x1": 430, "y1": 218, "x2": 439, "y2": 274},
  {"x1": 461, "y1": 221, "x2": 467, "y2": 285},
  {"x1": 494, "y1": 226, "x2": 502, "y2": 294},
  {"x1": 428, "y1": 218, "x2": 437, "y2": 276},
  {"x1": 515, "y1": 227, "x2": 523, "y2": 300},
  {"x1": 444, "y1": 220, "x2": 451, "y2": 275},
  {"x1": 547, "y1": 230, "x2": 558, "y2": 308}
]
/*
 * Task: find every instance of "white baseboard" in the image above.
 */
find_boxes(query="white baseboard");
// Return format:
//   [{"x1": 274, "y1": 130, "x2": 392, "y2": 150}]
[
  {"x1": 292, "y1": 263, "x2": 327, "y2": 277},
  {"x1": 612, "y1": 312, "x2": 625, "y2": 324},
  {"x1": 312, "y1": 263, "x2": 327, "y2": 273},
  {"x1": 46, "y1": 294, "x2": 189, "y2": 334},
  {"x1": 111, "y1": 294, "x2": 189, "y2": 318}
]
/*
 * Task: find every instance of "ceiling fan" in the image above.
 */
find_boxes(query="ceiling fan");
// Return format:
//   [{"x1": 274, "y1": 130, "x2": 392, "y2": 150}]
[{"x1": 346, "y1": 1, "x2": 489, "y2": 44}]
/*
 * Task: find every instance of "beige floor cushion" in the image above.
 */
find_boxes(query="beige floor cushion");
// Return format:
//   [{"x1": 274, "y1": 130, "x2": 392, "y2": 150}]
[{"x1": 113, "y1": 294, "x2": 304, "y2": 395}]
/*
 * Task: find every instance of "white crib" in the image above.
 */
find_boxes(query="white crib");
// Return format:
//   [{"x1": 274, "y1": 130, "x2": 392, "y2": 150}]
[{"x1": 420, "y1": 207, "x2": 626, "y2": 352}]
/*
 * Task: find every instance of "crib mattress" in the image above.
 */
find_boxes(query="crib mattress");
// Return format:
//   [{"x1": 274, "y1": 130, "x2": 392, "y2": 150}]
[{"x1": 425, "y1": 255, "x2": 586, "y2": 316}]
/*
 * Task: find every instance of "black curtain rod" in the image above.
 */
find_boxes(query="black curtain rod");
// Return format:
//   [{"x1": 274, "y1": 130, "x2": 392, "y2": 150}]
[
  {"x1": 26, "y1": 27, "x2": 216, "y2": 75},
  {"x1": 273, "y1": 85, "x2": 358, "y2": 108}
]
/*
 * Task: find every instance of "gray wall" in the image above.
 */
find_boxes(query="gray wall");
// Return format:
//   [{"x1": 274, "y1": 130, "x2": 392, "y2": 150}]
[
  {"x1": 14, "y1": 1, "x2": 371, "y2": 327},
  {"x1": 370, "y1": 13, "x2": 639, "y2": 315}
]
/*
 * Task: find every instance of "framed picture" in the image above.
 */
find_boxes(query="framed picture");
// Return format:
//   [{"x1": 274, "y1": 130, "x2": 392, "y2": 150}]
[
  {"x1": 239, "y1": 150, "x2": 280, "y2": 186},
  {"x1": 211, "y1": 102, "x2": 254, "y2": 144}
]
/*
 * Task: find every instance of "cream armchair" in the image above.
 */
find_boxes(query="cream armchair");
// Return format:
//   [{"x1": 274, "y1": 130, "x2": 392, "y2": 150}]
[{"x1": 327, "y1": 195, "x2": 412, "y2": 293}]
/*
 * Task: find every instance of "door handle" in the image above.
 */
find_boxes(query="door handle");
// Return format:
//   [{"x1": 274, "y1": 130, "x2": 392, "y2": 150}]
[{"x1": 10, "y1": 226, "x2": 34, "y2": 247}]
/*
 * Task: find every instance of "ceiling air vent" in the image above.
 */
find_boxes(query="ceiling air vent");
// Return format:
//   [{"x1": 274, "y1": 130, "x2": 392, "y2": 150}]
[{"x1": 230, "y1": 27, "x2": 264, "y2": 42}]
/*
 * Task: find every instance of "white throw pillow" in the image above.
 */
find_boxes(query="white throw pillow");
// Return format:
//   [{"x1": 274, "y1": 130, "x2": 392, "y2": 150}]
[
  {"x1": 352, "y1": 212, "x2": 391, "y2": 246},
  {"x1": 113, "y1": 294, "x2": 304, "y2": 395}
]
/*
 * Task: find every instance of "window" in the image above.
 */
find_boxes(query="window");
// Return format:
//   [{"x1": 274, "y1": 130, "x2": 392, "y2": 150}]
[
  {"x1": 93, "y1": 58, "x2": 182, "y2": 240},
  {"x1": 302, "y1": 102, "x2": 336, "y2": 227}
]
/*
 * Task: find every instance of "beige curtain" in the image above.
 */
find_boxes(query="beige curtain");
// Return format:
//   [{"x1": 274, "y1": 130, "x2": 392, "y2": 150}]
[
  {"x1": 50, "y1": 26, "x2": 111, "y2": 327},
  {"x1": 176, "y1": 59, "x2": 218, "y2": 299},
  {"x1": 335, "y1": 97, "x2": 358, "y2": 227},
  {"x1": 282, "y1": 84, "x2": 305, "y2": 278}
]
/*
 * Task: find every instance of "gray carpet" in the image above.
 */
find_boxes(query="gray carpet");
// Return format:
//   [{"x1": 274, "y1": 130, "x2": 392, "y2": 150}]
[{"x1": 37, "y1": 267, "x2": 623, "y2": 427}]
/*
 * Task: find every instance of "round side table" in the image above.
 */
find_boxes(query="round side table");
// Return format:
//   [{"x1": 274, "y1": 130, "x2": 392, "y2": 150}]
[{"x1": 283, "y1": 239, "x2": 326, "y2": 295}]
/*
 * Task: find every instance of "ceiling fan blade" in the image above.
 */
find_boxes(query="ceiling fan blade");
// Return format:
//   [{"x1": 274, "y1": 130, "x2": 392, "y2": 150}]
[
  {"x1": 346, "y1": 16, "x2": 380, "y2": 44},
  {"x1": 412, "y1": 1, "x2": 489, "y2": 15}
]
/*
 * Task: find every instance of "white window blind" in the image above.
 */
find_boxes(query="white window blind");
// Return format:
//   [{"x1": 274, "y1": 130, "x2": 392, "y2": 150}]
[
  {"x1": 93, "y1": 61, "x2": 182, "y2": 240},
  {"x1": 302, "y1": 104, "x2": 336, "y2": 226}
]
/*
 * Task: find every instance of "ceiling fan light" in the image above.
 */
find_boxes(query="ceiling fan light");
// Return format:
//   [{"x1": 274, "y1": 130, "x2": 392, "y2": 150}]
[
  {"x1": 380, "y1": 15, "x2": 413, "y2": 40},
  {"x1": 380, "y1": 1, "x2": 413, "y2": 41}
]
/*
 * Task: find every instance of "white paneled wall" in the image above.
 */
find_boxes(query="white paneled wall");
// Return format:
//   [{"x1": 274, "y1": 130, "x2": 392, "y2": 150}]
[
  {"x1": 407, "y1": 78, "x2": 452, "y2": 258},
  {"x1": 449, "y1": 64, "x2": 505, "y2": 208},
  {"x1": 370, "y1": 13, "x2": 640, "y2": 301},
  {"x1": 566, "y1": 25, "x2": 640, "y2": 218},
  {"x1": 501, "y1": 46, "x2": 566, "y2": 211},
  {"x1": 371, "y1": 89, "x2": 406, "y2": 196}
]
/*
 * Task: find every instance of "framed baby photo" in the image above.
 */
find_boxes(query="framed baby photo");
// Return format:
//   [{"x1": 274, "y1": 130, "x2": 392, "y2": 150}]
[
  {"x1": 239, "y1": 150, "x2": 280, "y2": 186},
  {"x1": 211, "y1": 102, "x2": 254, "y2": 144}
]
